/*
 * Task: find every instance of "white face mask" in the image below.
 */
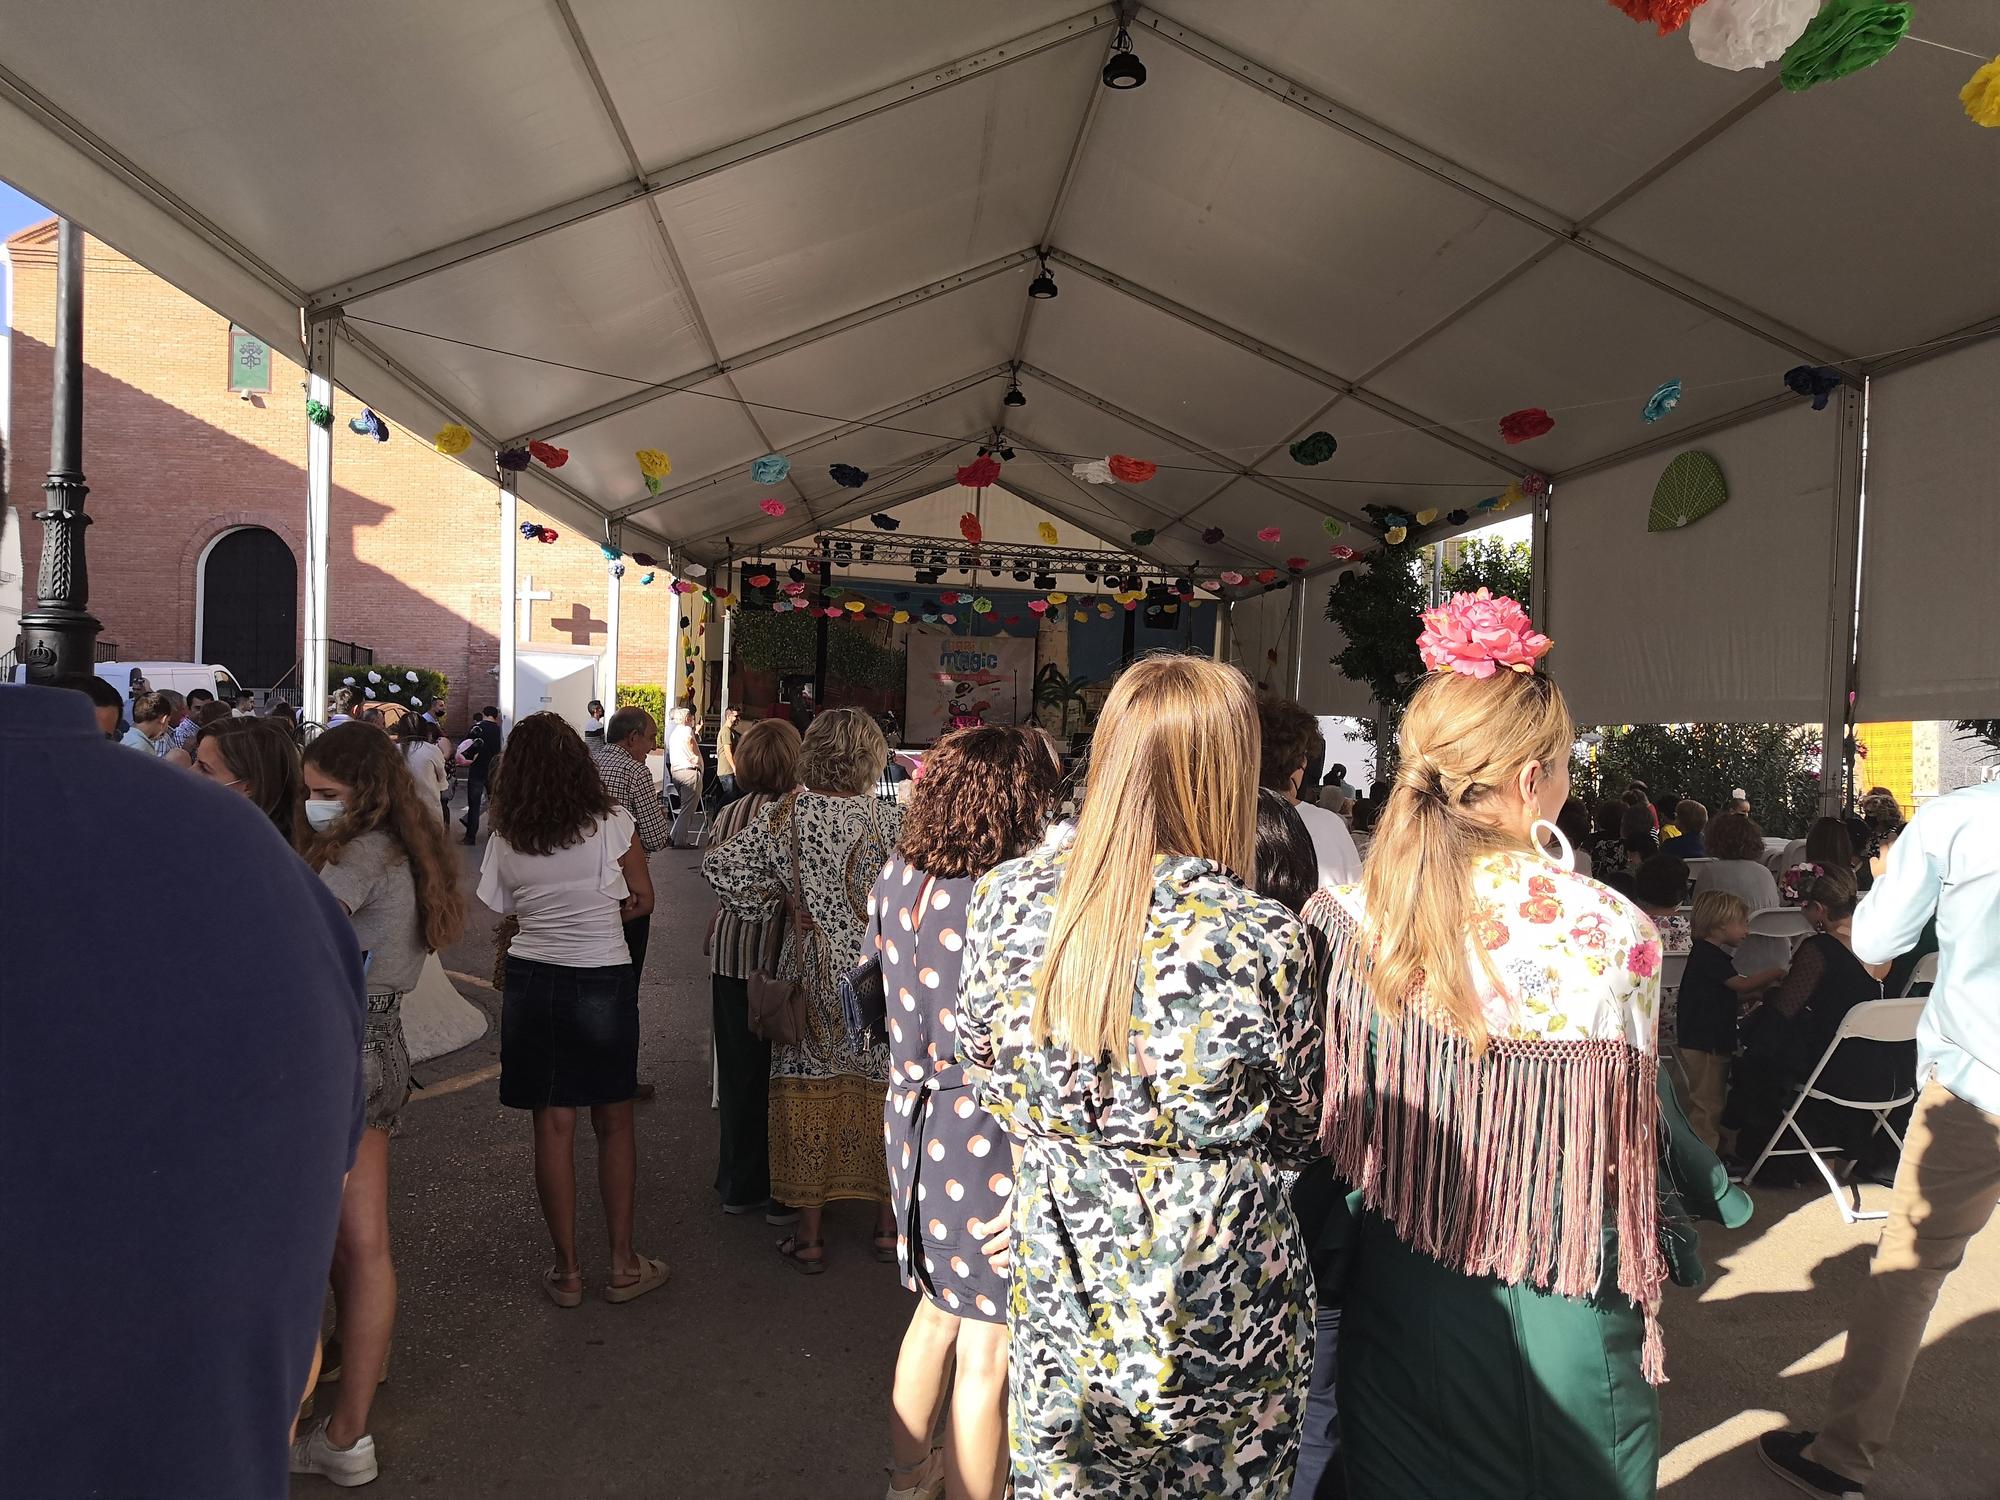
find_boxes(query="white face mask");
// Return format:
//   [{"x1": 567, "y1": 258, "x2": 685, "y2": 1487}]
[{"x1": 304, "y1": 799, "x2": 346, "y2": 832}]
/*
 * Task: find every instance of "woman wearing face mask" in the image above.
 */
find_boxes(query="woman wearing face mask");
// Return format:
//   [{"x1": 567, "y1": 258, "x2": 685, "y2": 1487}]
[
  {"x1": 292, "y1": 723, "x2": 467, "y2": 1487},
  {"x1": 1300, "y1": 592, "x2": 1675, "y2": 1499},
  {"x1": 193, "y1": 716, "x2": 309, "y2": 849}
]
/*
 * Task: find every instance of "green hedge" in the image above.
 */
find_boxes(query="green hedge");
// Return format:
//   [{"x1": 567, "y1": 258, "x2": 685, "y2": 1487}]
[
  {"x1": 616, "y1": 683, "x2": 667, "y2": 725},
  {"x1": 734, "y1": 608, "x2": 818, "y2": 675},
  {"x1": 1582, "y1": 722, "x2": 1822, "y2": 838},
  {"x1": 330, "y1": 661, "x2": 448, "y2": 710}
]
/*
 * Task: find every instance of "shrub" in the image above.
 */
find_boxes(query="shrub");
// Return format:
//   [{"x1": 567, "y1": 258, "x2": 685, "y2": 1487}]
[
  {"x1": 1582, "y1": 722, "x2": 1822, "y2": 837},
  {"x1": 330, "y1": 661, "x2": 448, "y2": 712},
  {"x1": 616, "y1": 683, "x2": 666, "y2": 725}
]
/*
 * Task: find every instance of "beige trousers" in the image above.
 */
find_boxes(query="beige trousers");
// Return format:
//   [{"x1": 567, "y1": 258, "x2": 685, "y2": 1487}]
[
  {"x1": 1675, "y1": 1047, "x2": 1731, "y2": 1154},
  {"x1": 1807, "y1": 1081, "x2": 2000, "y2": 1481}
]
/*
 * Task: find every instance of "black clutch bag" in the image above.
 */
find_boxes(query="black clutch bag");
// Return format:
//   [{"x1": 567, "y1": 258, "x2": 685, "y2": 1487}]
[{"x1": 839, "y1": 955, "x2": 887, "y2": 1048}]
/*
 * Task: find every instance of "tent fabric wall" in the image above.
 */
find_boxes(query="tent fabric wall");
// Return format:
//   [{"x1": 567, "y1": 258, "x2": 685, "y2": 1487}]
[
  {"x1": 1854, "y1": 339, "x2": 2000, "y2": 721},
  {"x1": 1546, "y1": 405, "x2": 1840, "y2": 727},
  {"x1": 1229, "y1": 584, "x2": 1373, "y2": 718}
]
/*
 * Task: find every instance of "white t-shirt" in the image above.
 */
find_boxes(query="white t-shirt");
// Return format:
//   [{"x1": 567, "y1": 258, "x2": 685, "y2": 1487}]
[
  {"x1": 477, "y1": 807, "x2": 635, "y2": 968},
  {"x1": 403, "y1": 740, "x2": 450, "y2": 812},
  {"x1": 1293, "y1": 797, "x2": 1362, "y2": 890},
  {"x1": 667, "y1": 723, "x2": 700, "y2": 772}
]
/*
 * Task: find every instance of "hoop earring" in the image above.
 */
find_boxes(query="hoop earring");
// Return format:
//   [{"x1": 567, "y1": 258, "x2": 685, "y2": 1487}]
[{"x1": 1530, "y1": 817, "x2": 1572, "y2": 869}]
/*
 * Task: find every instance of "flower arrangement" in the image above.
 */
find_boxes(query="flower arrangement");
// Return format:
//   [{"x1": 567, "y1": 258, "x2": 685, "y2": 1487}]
[
  {"x1": 1780, "y1": 861, "x2": 1826, "y2": 906},
  {"x1": 1417, "y1": 588, "x2": 1553, "y2": 679}
]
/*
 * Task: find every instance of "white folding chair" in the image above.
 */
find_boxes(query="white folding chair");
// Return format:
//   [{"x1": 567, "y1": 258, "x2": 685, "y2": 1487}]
[
  {"x1": 1749, "y1": 905, "x2": 1816, "y2": 959},
  {"x1": 1901, "y1": 951, "x2": 1939, "y2": 998},
  {"x1": 1745, "y1": 997, "x2": 1927, "y2": 1223},
  {"x1": 1680, "y1": 857, "x2": 1716, "y2": 876},
  {"x1": 1658, "y1": 948, "x2": 1689, "y2": 1063}
]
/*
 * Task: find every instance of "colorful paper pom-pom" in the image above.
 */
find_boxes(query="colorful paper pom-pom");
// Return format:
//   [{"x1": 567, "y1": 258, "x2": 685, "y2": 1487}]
[
  {"x1": 538, "y1": 528, "x2": 559, "y2": 545},
  {"x1": 893, "y1": 610, "x2": 910, "y2": 624},
  {"x1": 845, "y1": 600, "x2": 868, "y2": 614},
  {"x1": 1048, "y1": 592, "x2": 1069, "y2": 606},
  {"x1": 972, "y1": 597, "x2": 994, "y2": 614},
  {"x1": 1073, "y1": 459, "x2": 1115, "y2": 485},
  {"x1": 1257, "y1": 527, "x2": 1282, "y2": 543},
  {"x1": 348, "y1": 408, "x2": 390, "y2": 441},
  {"x1": 305, "y1": 399, "x2": 333, "y2": 429},
  {"x1": 829, "y1": 464, "x2": 869, "y2": 488},
  {"x1": 1779, "y1": 0, "x2": 1910, "y2": 93},
  {"x1": 1641, "y1": 380, "x2": 1684, "y2": 426},
  {"x1": 750, "y1": 454, "x2": 790, "y2": 485},
  {"x1": 1321, "y1": 517, "x2": 1344, "y2": 538},
  {"x1": 1447, "y1": 509, "x2": 1470, "y2": 526},
  {"x1": 435, "y1": 424, "x2": 474, "y2": 456},
  {"x1": 497, "y1": 447, "x2": 532, "y2": 472},
  {"x1": 1498, "y1": 408, "x2": 1555, "y2": 445},
  {"x1": 1415, "y1": 508, "x2": 1439, "y2": 526},
  {"x1": 1784, "y1": 364, "x2": 1845, "y2": 410},
  {"x1": 1476, "y1": 496, "x2": 1501, "y2": 512},
  {"x1": 1220, "y1": 570, "x2": 1244, "y2": 586},
  {"x1": 640, "y1": 572, "x2": 656, "y2": 586},
  {"x1": 1329, "y1": 545, "x2": 1358, "y2": 563},
  {"x1": 1690, "y1": 0, "x2": 1817, "y2": 71},
  {"x1": 1961, "y1": 56, "x2": 2000, "y2": 126},
  {"x1": 1107, "y1": 455, "x2": 1157, "y2": 483},
  {"x1": 1288, "y1": 431, "x2": 1339, "y2": 466},
  {"x1": 1028, "y1": 599, "x2": 1049, "y2": 615},
  {"x1": 1522, "y1": 472, "x2": 1551, "y2": 498},
  {"x1": 599, "y1": 543, "x2": 622, "y2": 561},
  {"x1": 1385, "y1": 526, "x2": 1408, "y2": 546},
  {"x1": 1130, "y1": 529, "x2": 1156, "y2": 547},
  {"x1": 869, "y1": 513, "x2": 901, "y2": 531},
  {"x1": 528, "y1": 440, "x2": 568, "y2": 468},
  {"x1": 520, "y1": 522, "x2": 541, "y2": 539},
  {"x1": 611, "y1": 562, "x2": 626, "y2": 579},
  {"x1": 1286, "y1": 556, "x2": 1309, "y2": 572},
  {"x1": 1606, "y1": 0, "x2": 1706, "y2": 36},
  {"x1": 1037, "y1": 522, "x2": 1059, "y2": 545},
  {"x1": 1201, "y1": 527, "x2": 1225, "y2": 545},
  {"x1": 636, "y1": 448, "x2": 673, "y2": 479},
  {"x1": 1256, "y1": 568, "x2": 1278, "y2": 584},
  {"x1": 957, "y1": 455, "x2": 1002, "y2": 489},
  {"x1": 760, "y1": 498, "x2": 787, "y2": 517},
  {"x1": 960, "y1": 512, "x2": 984, "y2": 546}
]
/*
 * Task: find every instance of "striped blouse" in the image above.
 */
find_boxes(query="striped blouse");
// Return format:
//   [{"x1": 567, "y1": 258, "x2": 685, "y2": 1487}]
[{"x1": 704, "y1": 791, "x2": 787, "y2": 979}]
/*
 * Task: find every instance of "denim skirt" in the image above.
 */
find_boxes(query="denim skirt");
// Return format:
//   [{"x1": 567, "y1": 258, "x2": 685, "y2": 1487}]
[{"x1": 499, "y1": 956, "x2": 638, "y2": 1109}]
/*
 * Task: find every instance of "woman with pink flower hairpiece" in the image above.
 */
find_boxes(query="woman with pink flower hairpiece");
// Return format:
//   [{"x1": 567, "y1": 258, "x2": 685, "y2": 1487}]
[{"x1": 1297, "y1": 590, "x2": 1743, "y2": 1499}]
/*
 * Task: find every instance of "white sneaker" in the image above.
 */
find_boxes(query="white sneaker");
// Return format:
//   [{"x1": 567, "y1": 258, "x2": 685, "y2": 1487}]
[{"x1": 291, "y1": 1418, "x2": 380, "y2": 1487}]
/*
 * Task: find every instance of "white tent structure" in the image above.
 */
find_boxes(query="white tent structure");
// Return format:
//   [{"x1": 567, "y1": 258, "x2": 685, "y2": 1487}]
[{"x1": 1, "y1": 1, "x2": 1994, "y2": 768}]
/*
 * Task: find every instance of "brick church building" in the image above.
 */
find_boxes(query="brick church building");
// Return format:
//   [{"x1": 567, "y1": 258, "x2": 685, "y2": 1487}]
[{"x1": 4, "y1": 222, "x2": 677, "y2": 731}]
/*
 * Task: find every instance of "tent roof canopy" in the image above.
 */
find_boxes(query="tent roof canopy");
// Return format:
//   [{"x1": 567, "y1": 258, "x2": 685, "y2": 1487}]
[{"x1": 0, "y1": 0, "x2": 1992, "y2": 575}]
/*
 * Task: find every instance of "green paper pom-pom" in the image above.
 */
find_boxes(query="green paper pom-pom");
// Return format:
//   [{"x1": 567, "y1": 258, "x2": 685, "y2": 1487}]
[
  {"x1": 1648, "y1": 451, "x2": 1729, "y2": 533},
  {"x1": 1779, "y1": 0, "x2": 1911, "y2": 93},
  {"x1": 1289, "y1": 431, "x2": 1338, "y2": 466},
  {"x1": 305, "y1": 399, "x2": 333, "y2": 429},
  {"x1": 1129, "y1": 529, "x2": 1156, "y2": 547},
  {"x1": 1321, "y1": 516, "x2": 1344, "y2": 538}
]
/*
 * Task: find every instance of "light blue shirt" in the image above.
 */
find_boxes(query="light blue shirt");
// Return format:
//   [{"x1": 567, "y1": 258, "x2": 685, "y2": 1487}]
[
  {"x1": 120, "y1": 725, "x2": 166, "y2": 757},
  {"x1": 1851, "y1": 780, "x2": 2000, "y2": 1116}
]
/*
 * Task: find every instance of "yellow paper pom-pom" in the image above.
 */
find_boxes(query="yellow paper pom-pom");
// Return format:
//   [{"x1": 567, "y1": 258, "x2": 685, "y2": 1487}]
[
  {"x1": 1385, "y1": 525, "x2": 1408, "y2": 545},
  {"x1": 1047, "y1": 591, "x2": 1068, "y2": 605},
  {"x1": 1963, "y1": 56, "x2": 2000, "y2": 126},
  {"x1": 1496, "y1": 480, "x2": 1525, "y2": 512},
  {"x1": 1415, "y1": 507, "x2": 1439, "y2": 526},
  {"x1": 434, "y1": 424, "x2": 473, "y2": 456},
  {"x1": 1074, "y1": 611, "x2": 1088, "y2": 622},
  {"x1": 635, "y1": 448, "x2": 673, "y2": 479},
  {"x1": 844, "y1": 599, "x2": 867, "y2": 613},
  {"x1": 1037, "y1": 522, "x2": 1059, "y2": 544},
  {"x1": 892, "y1": 609, "x2": 910, "y2": 624}
]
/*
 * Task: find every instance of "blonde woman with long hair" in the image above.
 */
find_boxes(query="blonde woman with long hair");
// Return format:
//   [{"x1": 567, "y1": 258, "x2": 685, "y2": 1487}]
[
  {"x1": 1302, "y1": 591, "x2": 1673, "y2": 1499},
  {"x1": 958, "y1": 655, "x2": 1321, "y2": 1499}
]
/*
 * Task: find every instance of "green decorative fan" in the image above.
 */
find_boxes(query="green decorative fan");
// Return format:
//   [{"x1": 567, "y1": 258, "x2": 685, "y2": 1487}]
[{"x1": 1648, "y1": 451, "x2": 1728, "y2": 533}]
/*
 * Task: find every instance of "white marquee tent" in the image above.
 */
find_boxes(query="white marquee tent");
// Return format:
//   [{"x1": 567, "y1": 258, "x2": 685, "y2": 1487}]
[{"x1": 1, "y1": 0, "x2": 1994, "y2": 746}]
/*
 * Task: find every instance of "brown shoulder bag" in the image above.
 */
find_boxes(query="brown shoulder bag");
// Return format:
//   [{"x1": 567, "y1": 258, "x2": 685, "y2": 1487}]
[{"x1": 746, "y1": 793, "x2": 814, "y2": 1047}]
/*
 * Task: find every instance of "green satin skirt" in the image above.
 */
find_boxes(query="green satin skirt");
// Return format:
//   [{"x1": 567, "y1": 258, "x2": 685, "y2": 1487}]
[{"x1": 1337, "y1": 1214, "x2": 1659, "y2": 1499}]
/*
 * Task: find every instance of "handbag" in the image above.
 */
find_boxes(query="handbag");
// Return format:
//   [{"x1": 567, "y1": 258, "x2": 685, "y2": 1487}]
[
  {"x1": 842, "y1": 869, "x2": 931, "y2": 1049},
  {"x1": 747, "y1": 793, "x2": 814, "y2": 1047}
]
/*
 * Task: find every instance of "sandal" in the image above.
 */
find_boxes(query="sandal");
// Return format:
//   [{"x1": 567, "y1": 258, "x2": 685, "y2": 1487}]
[
  {"x1": 541, "y1": 1266, "x2": 584, "y2": 1308},
  {"x1": 885, "y1": 1448, "x2": 945, "y2": 1500},
  {"x1": 603, "y1": 1253, "x2": 669, "y2": 1304},
  {"x1": 777, "y1": 1235, "x2": 827, "y2": 1276}
]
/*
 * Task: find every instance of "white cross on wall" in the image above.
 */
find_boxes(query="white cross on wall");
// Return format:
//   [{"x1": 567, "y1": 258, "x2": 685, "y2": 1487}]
[{"x1": 517, "y1": 574, "x2": 551, "y2": 642}]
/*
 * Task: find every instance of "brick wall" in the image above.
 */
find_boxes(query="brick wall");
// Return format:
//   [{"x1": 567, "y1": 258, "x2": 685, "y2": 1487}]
[{"x1": 4, "y1": 225, "x2": 678, "y2": 732}]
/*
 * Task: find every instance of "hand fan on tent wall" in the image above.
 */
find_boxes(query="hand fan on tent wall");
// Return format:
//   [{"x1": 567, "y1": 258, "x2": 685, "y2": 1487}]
[{"x1": 1648, "y1": 451, "x2": 1728, "y2": 532}]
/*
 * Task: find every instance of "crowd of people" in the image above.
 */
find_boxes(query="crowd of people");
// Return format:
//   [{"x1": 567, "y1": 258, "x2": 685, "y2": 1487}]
[{"x1": 4, "y1": 548, "x2": 1995, "y2": 1500}]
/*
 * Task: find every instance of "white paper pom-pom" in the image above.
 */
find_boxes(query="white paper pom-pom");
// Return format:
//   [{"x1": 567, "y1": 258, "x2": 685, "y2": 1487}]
[
  {"x1": 364, "y1": 687, "x2": 376, "y2": 699},
  {"x1": 343, "y1": 676, "x2": 356, "y2": 686},
  {"x1": 406, "y1": 671, "x2": 419, "y2": 682},
  {"x1": 366, "y1": 670, "x2": 381, "y2": 684},
  {"x1": 1071, "y1": 458, "x2": 1115, "y2": 485},
  {"x1": 1689, "y1": 0, "x2": 1816, "y2": 71}
]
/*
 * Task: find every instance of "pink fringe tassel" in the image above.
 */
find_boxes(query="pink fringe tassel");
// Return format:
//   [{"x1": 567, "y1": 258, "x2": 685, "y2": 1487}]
[{"x1": 1311, "y1": 898, "x2": 1670, "y2": 1385}]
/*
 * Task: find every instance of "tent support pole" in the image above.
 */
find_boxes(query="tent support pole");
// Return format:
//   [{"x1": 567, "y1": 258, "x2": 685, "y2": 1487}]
[
  {"x1": 1530, "y1": 490, "x2": 1552, "y2": 631},
  {"x1": 497, "y1": 471, "x2": 518, "y2": 733},
  {"x1": 602, "y1": 559, "x2": 621, "y2": 715},
  {"x1": 664, "y1": 577, "x2": 683, "y2": 710},
  {"x1": 1212, "y1": 599, "x2": 1229, "y2": 663},
  {"x1": 302, "y1": 313, "x2": 336, "y2": 726},
  {"x1": 1820, "y1": 384, "x2": 1867, "y2": 817},
  {"x1": 717, "y1": 571, "x2": 735, "y2": 725},
  {"x1": 1290, "y1": 577, "x2": 1307, "y2": 700}
]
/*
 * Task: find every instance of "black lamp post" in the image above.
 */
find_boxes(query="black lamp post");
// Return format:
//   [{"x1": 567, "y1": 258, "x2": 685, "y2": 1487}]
[{"x1": 20, "y1": 218, "x2": 102, "y2": 682}]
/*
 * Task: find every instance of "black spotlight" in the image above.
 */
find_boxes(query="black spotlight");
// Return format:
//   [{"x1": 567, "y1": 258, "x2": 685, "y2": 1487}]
[
  {"x1": 1028, "y1": 254, "x2": 1058, "y2": 300},
  {"x1": 999, "y1": 446, "x2": 1016, "y2": 462},
  {"x1": 860, "y1": 544, "x2": 876, "y2": 563},
  {"x1": 1103, "y1": 27, "x2": 1146, "y2": 89},
  {"x1": 1034, "y1": 573, "x2": 1058, "y2": 591},
  {"x1": 1013, "y1": 568, "x2": 1031, "y2": 583},
  {"x1": 1003, "y1": 384, "x2": 1026, "y2": 408},
  {"x1": 788, "y1": 564, "x2": 806, "y2": 583},
  {"x1": 1083, "y1": 563, "x2": 1099, "y2": 583}
]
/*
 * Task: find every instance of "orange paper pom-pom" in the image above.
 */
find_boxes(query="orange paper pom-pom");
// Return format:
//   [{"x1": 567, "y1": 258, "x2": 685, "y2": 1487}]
[{"x1": 1107, "y1": 454, "x2": 1157, "y2": 483}]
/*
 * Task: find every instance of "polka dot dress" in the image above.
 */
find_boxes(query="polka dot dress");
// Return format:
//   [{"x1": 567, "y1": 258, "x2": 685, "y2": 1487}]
[{"x1": 869, "y1": 855, "x2": 1009, "y2": 1324}]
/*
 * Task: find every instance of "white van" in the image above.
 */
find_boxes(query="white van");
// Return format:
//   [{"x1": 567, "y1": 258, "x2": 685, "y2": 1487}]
[{"x1": 89, "y1": 661, "x2": 246, "y2": 707}]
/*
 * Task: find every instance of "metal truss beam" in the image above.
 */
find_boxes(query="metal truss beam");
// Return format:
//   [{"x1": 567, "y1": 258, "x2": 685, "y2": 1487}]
[{"x1": 305, "y1": 9, "x2": 1115, "y2": 310}]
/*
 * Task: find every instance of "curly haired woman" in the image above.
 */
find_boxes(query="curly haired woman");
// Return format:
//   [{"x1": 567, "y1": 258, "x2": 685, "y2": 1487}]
[
  {"x1": 291, "y1": 723, "x2": 467, "y2": 1486},
  {"x1": 478, "y1": 713, "x2": 665, "y2": 1310}
]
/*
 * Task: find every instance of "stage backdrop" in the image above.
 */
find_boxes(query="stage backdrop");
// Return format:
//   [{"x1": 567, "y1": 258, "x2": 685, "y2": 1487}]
[{"x1": 906, "y1": 634, "x2": 1035, "y2": 743}]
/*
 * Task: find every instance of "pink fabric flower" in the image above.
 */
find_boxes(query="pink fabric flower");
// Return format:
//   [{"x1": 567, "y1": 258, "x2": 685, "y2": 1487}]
[
  {"x1": 1329, "y1": 544, "x2": 1358, "y2": 562},
  {"x1": 1627, "y1": 939, "x2": 1661, "y2": 979},
  {"x1": 1257, "y1": 527, "x2": 1282, "y2": 543},
  {"x1": 759, "y1": 498, "x2": 786, "y2": 517},
  {"x1": 1417, "y1": 588, "x2": 1553, "y2": 678}
]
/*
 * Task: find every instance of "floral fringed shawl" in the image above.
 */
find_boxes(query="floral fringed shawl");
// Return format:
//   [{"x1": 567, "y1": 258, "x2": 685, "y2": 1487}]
[{"x1": 1303, "y1": 853, "x2": 1671, "y2": 1383}]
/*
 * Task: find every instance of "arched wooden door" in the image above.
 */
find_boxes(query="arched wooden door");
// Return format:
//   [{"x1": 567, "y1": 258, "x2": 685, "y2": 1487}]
[{"x1": 200, "y1": 527, "x2": 296, "y2": 688}]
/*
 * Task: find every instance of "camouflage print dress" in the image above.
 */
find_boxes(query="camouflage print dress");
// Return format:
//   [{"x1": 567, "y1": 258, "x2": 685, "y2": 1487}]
[{"x1": 959, "y1": 851, "x2": 1323, "y2": 1500}]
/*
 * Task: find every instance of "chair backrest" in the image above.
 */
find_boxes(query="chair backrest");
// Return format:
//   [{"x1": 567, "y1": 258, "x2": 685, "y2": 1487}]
[
  {"x1": 1660, "y1": 950, "x2": 1688, "y2": 992},
  {"x1": 1833, "y1": 996, "x2": 1926, "y2": 1046},
  {"x1": 1748, "y1": 905, "x2": 1815, "y2": 939},
  {"x1": 1901, "y1": 951, "x2": 1940, "y2": 997},
  {"x1": 1681, "y1": 857, "x2": 1715, "y2": 873}
]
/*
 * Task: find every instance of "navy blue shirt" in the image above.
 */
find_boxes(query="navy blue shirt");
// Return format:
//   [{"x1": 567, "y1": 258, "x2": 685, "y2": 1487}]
[
  {"x1": 0, "y1": 685, "x2": 365, "y2": 1498},
  {"x1": 1677, "y1": 937, "x2": 1742, "y2": 1055}
]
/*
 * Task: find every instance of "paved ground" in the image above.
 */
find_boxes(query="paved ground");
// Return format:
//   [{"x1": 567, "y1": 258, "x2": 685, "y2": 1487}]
[{"x1": 301, "y1": 826, "x2": 1999, "y2": 1499}]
